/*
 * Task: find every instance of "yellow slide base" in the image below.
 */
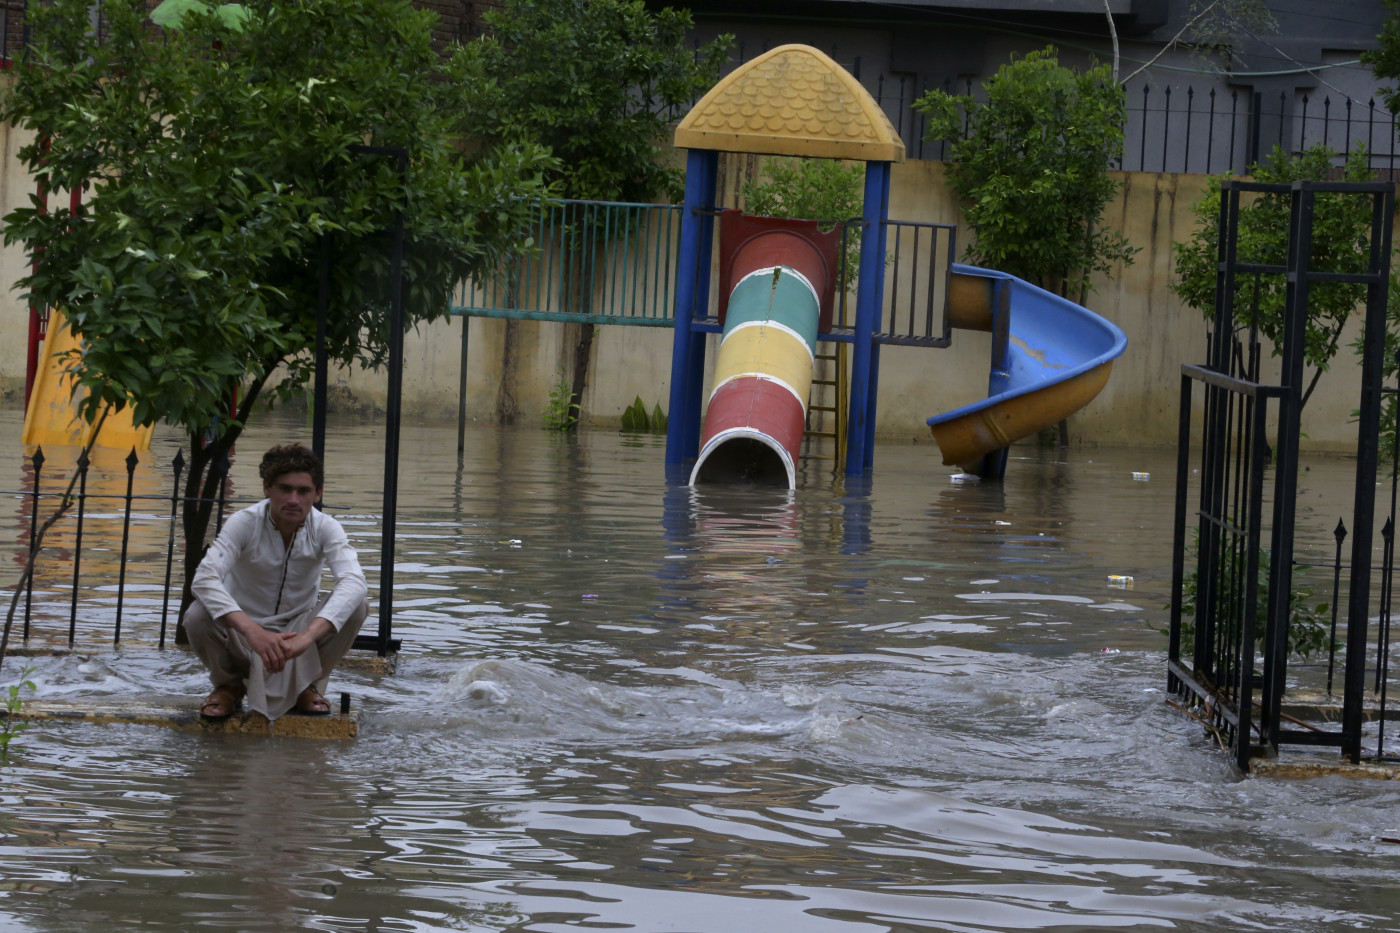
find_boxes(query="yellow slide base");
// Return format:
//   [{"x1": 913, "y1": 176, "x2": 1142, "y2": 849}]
[
  {"x1": 21, "y1": 309, "x2": 154, "y2": 451},
  {"x1": 930, "y1": 363, "x2": 1113, "y2": 471}
]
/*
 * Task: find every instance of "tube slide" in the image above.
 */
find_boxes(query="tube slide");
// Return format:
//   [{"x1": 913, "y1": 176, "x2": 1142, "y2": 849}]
[
  {"x1": 690, "y1": 212, "x2": 839, "y2": 488},
  {"x1": 928, "y1": 264, "x2": 1126, "y2": 475},
  {"x1": 21, "y1": 308, "x2": 154, "y2": 451}
]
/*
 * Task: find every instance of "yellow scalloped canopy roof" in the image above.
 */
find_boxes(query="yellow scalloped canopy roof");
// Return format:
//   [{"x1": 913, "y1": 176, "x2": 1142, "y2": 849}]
[{"x1": 675, "y1": 44, "x2": 904, "y2": 162}]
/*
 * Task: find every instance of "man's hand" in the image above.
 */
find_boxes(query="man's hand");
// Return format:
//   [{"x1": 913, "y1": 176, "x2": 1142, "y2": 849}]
[
  {"x1": 223, "y1": 612, "x2": 291, "y2": 672},
  {"x1": 223, "y1": 613, "x2": 334, "y2": 674},
  {"x1": 277, "y1": 617, "x2": 334, "y2": 663}
]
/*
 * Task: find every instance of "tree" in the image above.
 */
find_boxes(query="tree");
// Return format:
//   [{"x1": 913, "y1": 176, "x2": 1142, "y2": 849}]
[
  {"x1": 457, "y1": 0, "x2": 730, "y2": 424},
  {"x1": 460, "y1": 0, "x2": 728, "y2": 203},
  {"x1": 742, "y1": 158, "x2": 864, "y2": 233},
  {"x1": 1, "y1": 0, "x2": 552, "y2": 619},
  {"x1": 1364, "y1": 0, "x2": 1400, "y2": 112},
  {"x1": 1363, "y1": 0, "x2": 1400, "y2": 453},
  {"x1": 1169, "y1": 143, "x2": 1377, "y2": 411},
  {"x1": 913, "y1": 47, "x2": 1136, "y2": 299}
]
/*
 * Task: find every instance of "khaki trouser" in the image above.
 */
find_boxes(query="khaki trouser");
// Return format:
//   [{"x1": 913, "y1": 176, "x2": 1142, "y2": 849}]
[{"x1": 182, "y1": 596, "x2": 368, "y2": 720}]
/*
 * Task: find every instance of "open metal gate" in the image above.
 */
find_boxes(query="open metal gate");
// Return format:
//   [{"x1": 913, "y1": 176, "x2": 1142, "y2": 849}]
[{"x1": 1169, "y1": 179, "x2": 1395, "y2": 771}]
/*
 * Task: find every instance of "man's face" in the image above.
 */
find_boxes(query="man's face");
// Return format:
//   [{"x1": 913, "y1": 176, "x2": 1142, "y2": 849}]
[{"x1": 264, "y1": 470, "x2": 322, "y2": 531}]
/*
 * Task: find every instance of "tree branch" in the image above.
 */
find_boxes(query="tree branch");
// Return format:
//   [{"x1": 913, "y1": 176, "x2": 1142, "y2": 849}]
[
  {"x1": 1300, "y1": 319, "x2": 1347, "y2": 410},
  {"x1": 1104, "y1": 0, "x2": 1121, "y2": 85},
  {"x1": 1122, "y1": 0, "x2": 1227, "y2": 86}
]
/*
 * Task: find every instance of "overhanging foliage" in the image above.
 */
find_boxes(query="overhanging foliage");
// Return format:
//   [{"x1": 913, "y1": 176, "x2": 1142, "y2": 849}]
[{"x1": 2, "y1": 0, "x2": 553, "y2": 439}]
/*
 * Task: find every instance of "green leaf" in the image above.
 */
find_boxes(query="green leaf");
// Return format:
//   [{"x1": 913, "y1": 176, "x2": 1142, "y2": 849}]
[
  {"x1": 914, "y1": 46, "x2": 1130, "y2": 294},
  {"x1": 214, "y1": 4, "x2": 250, "y2": 30},
  {"x1": 149, "y1": 0, "x2": 210, "y2": 29}
]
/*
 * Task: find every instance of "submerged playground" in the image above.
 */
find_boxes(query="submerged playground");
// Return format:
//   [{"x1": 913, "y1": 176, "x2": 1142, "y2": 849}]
[{"x1": 4, "y1": 42, "x2": 1400, "y2": 933}]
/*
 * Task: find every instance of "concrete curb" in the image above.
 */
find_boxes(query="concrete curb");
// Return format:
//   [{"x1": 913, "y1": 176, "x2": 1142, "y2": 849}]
[{"x1": 11, "y1": 697, "x2": 358, "y2": 739}]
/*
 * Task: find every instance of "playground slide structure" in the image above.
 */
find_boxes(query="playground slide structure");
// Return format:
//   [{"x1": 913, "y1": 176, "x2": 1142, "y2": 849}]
[
  {"x1": 688, "y1": 215, "x2": 1126, "y2": 486},
  {"x1": 667, "y1": 45, "x2": 1125, "y2": 483},
  {"x1": 690, "y1": 211, "x2": 841, "y2": 489},
  {"x1": 928, "y1": 264, "x2": 1127, "y2": 477},
  {"x1": 22, "y1": 308, "x2": 154, "y2": 451}
]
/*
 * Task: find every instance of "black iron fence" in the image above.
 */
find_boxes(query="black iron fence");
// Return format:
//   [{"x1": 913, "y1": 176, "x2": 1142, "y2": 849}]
[
  {"x1": 712, "y1": 44, "x2": 1400, "y2": 178},
  {"x1": 1168, "y1": 179, "x2": 1398, "y2": 770},
  {"x1": 1, "y1": 445, "x2": 397, "y2": 656},
  {"x1": 903, "y1": 77, "x2": 1400, "y2": 177}
]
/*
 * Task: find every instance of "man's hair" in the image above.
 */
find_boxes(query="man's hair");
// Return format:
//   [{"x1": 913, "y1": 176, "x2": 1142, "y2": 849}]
[{"x1": 259, "y1": 444, "x2": 324, "y2": 489}]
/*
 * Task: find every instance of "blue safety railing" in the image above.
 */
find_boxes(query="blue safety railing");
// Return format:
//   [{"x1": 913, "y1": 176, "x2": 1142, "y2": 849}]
[
  {"x1": 453, "y1": 199, "x2": 685, "y2": 326},
  {"x1": 453, "y1": 198, "x2": 956, "y2": 349}
]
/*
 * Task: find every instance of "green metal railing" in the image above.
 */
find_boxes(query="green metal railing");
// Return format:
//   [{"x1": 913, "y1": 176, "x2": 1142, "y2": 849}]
[{"x1": 453, "y1": 199, "x2": 685, "y2": 326}]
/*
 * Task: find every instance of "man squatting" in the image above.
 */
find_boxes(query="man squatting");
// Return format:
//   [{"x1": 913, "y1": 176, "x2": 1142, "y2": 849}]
[{"x1": 183, "y1": 443, "x2": 368, "y2": 719}]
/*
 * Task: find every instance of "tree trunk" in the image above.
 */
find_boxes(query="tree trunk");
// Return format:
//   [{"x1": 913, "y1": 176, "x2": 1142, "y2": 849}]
[
  {"x1": 495, "y1": 319, "x2": 521, "y2": 425},
  {"x1": 568, "y1": 321, "x2": 595, "y2": 427},
  {"x1": 173, "y1": 371, "x2": 271, "y2": 644},
  {"x1": 564, "y1": 241, "x2": 593, "y2": 429}
]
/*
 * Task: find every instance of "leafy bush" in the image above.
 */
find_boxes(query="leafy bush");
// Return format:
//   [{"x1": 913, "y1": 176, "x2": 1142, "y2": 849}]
[
  {"x1": 621, "y1": 396, "x2": 667, "y2": 434},
  {"x1": 1175, "y1": 535, "x2": 1333, "y2": 660},
  {"x1": 743, "y1": 157, "x2": 865, "y2": 293},
  {"x1": 914, "y1": 47, "x2": 1135, "y2": 297},
  {"x1": 542, "y1": 370, "x2": 580, "y2": 432},
  {"x1": 0, "y1": 667, "x2": 36, "y2": 760}
]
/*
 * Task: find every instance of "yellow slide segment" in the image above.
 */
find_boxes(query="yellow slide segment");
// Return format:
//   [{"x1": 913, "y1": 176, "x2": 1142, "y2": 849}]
[
  {"x1": 930, "y1": 365, "x2": 1114, "y2": 469},
  {"x1": 21, "y1": 309, "x2": 154, "y2": 451}
]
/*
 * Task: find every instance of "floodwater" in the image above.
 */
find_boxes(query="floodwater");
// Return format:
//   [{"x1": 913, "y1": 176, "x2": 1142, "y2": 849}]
[{"x1": 0, "y1": 406, "x2": 1398, "y2": 932}]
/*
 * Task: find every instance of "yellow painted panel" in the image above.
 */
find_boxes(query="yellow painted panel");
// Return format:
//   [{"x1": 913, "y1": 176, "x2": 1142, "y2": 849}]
[
  {"x1": 21, "y1": 309, "x2": 155, "y2": 451},
  {"x1": 948, "y1": 273, "x2": 995, "y2": 332}
]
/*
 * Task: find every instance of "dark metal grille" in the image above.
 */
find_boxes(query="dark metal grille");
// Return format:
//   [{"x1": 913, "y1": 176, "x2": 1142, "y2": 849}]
[
  {"x1": 707, "y1": 44, "x2": 1400, "y2": 177},
  {"x1": 1168, "y1": 179, "x2": 1397, "y2": 770}
]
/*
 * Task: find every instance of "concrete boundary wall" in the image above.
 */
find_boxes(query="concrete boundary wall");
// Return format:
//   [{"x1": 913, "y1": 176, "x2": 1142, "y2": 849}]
[{"x1": 0, "y1": 119, "x2": 1388, "y2": 451}]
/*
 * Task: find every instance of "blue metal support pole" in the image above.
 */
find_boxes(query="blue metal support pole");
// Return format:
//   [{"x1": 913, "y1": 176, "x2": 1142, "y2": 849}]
[
  {"x1": 862, "y1": 166, "x2": 891, "y2": 471},
  {"x1": 864, "y1": 342, "x2": 881, "y2": 471},
  {"x1": 846, "y1": 161, "x2": 890, "y2": 476},
  {"x1": 666, "y1": 149, "x2": 718, "y2": 467},
  {"x1": 686, "y1": 160, "x2": 718, "y2": 461}
]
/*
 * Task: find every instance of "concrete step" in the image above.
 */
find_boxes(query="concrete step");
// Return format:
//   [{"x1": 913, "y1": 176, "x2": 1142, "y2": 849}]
[
  {"x1": 11, "y1": 695, "x2": 359, "y2": 739},
  {"x1": 1251, "y1": 758, "x2": 1400, "y2": 780}
]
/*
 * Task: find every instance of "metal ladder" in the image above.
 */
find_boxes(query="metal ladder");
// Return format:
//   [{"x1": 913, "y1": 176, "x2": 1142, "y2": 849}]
[{"x1": 804, "y1": 340, "x2": 848, "y2": 467}]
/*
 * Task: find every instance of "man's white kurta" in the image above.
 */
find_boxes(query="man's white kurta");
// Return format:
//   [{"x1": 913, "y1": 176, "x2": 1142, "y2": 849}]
[
  {"x1": 192, "y1": 499, "x2": 366, "y2": 632},
  {"x1": 190, "y1": 499, "x2": 368, "y2": 717}
]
